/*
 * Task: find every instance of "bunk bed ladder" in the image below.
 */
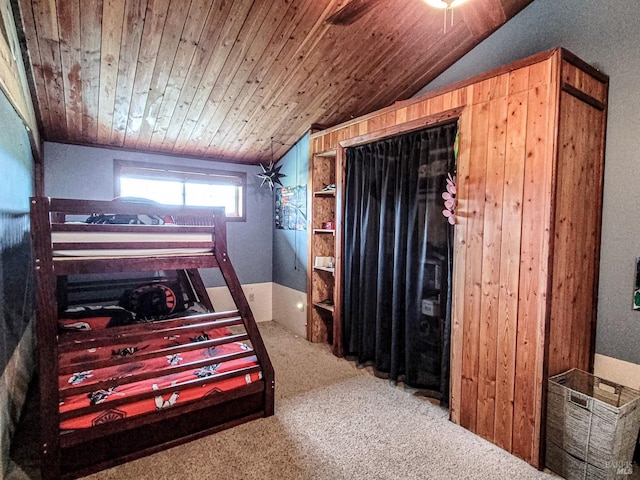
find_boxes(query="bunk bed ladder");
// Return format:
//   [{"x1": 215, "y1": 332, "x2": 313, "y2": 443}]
[{"x1": 212, "y1": 208, "x2": 275, "y2": 416}]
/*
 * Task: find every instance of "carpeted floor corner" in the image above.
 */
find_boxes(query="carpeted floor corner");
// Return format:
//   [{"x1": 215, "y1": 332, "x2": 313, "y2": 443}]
[{"x1": 8, "y1": 321, "x2": 632, "y2": 479}]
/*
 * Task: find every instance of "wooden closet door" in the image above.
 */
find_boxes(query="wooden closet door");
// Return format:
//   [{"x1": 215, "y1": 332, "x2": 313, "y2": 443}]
[
  {"x1": 451, "y1": 57, "x2": 558, "y2": 467},
  {"x1": 451, "y1": 52, "x2": 608, "y2": 468}
]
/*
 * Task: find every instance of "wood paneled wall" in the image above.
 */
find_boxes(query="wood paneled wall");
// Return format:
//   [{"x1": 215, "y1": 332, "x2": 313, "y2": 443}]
[{"x1": 309, "y1": 48, "x2": 608, "y2": 468}]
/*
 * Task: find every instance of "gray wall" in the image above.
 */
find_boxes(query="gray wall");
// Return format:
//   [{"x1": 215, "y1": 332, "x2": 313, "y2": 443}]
[
  {"x1": 272, "y1": 134, "x2": 309, "y2": 292},
  {"x1": 43, "y1": 142, "x2": 273, "y2": 287},
  {"x1": 0, "y1": 89, "x2": 34, "y2": 376},
  {"x1": 419, "y1": 0, "x2": 640, "y2": 364}
]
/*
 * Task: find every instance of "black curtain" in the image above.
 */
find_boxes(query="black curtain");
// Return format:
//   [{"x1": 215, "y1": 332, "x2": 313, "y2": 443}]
[{"x1": 342, "y1": 122, "x2": 457, "y2": 402}]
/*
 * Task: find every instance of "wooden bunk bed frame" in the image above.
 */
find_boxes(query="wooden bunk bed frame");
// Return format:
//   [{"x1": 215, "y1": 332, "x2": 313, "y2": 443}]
[{"x1": 30, "y1": 197, "x2": 275, "y2": 479}]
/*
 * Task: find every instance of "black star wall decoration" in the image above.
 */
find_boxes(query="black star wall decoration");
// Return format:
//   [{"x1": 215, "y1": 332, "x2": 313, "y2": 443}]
[
  {"x1": 257, "y1": 137, "x2": 288, "y2": 189},
  {"x1": 257, "y1": 161, "x2": 286, "y2": 190}
]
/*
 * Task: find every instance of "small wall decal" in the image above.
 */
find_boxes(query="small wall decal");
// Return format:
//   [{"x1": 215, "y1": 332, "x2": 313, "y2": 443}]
[{"x1": 442, "y1": 173, "x2": 456, "y2": 225}]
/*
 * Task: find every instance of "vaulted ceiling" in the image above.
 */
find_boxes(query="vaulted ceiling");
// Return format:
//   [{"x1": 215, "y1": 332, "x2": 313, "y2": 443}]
[{"x1": 15, "y1": 0, "x2": 533, "y2": 164}]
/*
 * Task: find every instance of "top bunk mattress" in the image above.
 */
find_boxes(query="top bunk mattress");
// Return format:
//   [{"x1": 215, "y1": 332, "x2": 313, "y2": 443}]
[{"x1": 52, "y1": 229, "x2": 214, "y2": 258}]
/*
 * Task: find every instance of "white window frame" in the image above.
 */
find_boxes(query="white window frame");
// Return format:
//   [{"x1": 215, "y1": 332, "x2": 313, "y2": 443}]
[{"x1": 114, "y1": 160, "x2": 246, "y2": 221}]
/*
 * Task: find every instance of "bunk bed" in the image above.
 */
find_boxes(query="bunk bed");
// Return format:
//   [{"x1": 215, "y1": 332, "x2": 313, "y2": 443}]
[{"x1": 30, "y1": 197, "x2": 275, "y2": 480}]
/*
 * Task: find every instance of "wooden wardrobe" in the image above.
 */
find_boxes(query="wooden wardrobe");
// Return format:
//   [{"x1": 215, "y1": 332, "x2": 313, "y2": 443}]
[{"x1": 307, "y1": 48, "x2": 608, "y2": 468}]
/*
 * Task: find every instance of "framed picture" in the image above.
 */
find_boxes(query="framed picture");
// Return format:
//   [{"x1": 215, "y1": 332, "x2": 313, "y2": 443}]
[
  {"x1": 274, "y1": 185, "x2": 307, "y2": 230},
  {"x1": 634, "y1": 258, "x2": 640, "y2": 310}
]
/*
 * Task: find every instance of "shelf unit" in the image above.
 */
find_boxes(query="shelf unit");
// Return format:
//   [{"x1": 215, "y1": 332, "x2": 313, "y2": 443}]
[{"x1": 307, "y1": 148, "x2": 338, "y2": 347}]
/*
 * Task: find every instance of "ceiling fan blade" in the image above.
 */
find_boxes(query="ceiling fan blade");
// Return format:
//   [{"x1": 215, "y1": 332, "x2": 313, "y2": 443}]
[{"x1": 325, "y1": 0, "x2": 383, "y2": 26}]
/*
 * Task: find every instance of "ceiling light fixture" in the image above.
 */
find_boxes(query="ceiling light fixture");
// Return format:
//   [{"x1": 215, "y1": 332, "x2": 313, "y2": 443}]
[{"x1": 424, "y1": 0, "x2": 470, "y2": 33}]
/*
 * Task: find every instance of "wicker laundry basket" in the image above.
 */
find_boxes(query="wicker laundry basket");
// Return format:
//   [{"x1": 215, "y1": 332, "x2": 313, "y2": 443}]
[{"x1": 546, "y1": 369, "x2": 640, "y2": 480}]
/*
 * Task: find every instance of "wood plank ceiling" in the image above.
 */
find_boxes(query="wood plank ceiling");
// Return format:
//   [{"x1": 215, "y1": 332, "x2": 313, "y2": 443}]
[{"x1": 15, "y1": 0, "x2": 533, "y2": 164}]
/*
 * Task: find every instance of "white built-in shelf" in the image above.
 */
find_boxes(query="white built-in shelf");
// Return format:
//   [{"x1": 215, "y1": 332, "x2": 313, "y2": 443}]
[
  {"x1": 313, "y1": 301, "x2": 335, "y2": 313},
  {"x1": 313, "y1": 189, "x2": 336, "y2": 197},
  {"x1": 313, "y1": 266, "x2": 335, "y2": 274},
  {"x1": 313, "y1": 229, "x2": 335, "y2": 235}
]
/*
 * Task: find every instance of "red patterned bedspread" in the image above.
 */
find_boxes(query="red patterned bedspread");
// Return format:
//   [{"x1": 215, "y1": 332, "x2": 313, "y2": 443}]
[{"x1": 58, "y1": 324, "x2": 261, "y2": 430}]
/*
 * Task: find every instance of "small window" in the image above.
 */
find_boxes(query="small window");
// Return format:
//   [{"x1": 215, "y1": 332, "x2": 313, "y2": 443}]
[{"x1": 114, "y1": 160, "x2": 246, "y2": 221}]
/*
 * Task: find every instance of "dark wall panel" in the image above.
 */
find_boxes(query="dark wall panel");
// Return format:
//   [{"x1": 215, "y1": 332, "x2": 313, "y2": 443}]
[
  {"x1": 0, "y1": 89, "x2": 35, "y2": 376},
  {"x1": 0, "y1": 214, "x2": 33, "y2": 374}
]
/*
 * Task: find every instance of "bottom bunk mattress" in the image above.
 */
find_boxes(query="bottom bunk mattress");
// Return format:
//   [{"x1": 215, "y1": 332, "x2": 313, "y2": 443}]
[{"x1": 58, "y1": 324, "x2": 261, "y2": 430}]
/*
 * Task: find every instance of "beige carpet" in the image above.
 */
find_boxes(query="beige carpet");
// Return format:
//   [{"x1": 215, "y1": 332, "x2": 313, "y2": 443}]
[{"x1": 5, "y1": 322, "x2": 581, "y2": 479}]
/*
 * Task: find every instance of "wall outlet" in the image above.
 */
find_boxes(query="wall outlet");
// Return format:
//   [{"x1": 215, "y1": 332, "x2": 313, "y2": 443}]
[{"x1": 248, "y1": 293, "x2": 255, "y2": 302}]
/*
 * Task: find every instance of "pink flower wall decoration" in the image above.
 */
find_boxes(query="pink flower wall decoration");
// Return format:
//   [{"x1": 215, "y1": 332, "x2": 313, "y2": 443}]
[{"x1": 442, "y1": 173, "x2": 456, "y2": 225}]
